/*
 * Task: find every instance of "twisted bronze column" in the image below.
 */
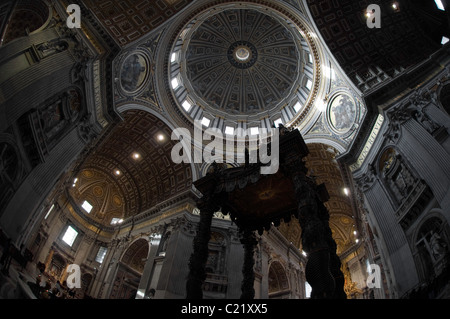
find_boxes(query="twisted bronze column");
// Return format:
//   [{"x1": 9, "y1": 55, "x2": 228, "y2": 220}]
[
  {"x1": 283, "y1": 152, "x2": 340, "y2": 298},
  {"x1": 240, "y1": 229, "x2": 258, "y2": 299},
  {"x1": 186, "y1": 198, "x2": 215, "y2": 299}
]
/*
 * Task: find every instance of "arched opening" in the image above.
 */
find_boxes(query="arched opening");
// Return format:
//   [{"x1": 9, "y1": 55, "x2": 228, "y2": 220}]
[
  {"x1": 48, "y1": 253, "x2": 66, "y2": 279},
  {"x1": 109, "y1": 238, "x2": 149, "y2": 299},
  {"x1": 77, "y1": 109, "x2": 193, "y2": 220},
  {"x1": 268, "y1": 261, "x2": 290, "y2": 299}
]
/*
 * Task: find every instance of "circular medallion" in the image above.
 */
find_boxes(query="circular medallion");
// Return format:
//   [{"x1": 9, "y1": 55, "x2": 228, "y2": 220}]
[
  {"x1": 113, "y1": 195, "x2": 122, "y2": 207},
  {"x1": 327, "y1": 93, "x2": 357, "y2": 134},
  {"x1": 93, "y1": 186, "x2": 103, "y2": 197},
  {"x1": 82, "y1": 170, "x2": 94, "y2": 178},
  {"x1": 227, "y1": 41, "x2": 258, "y2": 69},
  {"x1": 120, "y1": 53, "x2": 149, "y2": 94},
  {"x1": 234, "y1": 47, "x2": 250, "y2": 61}
]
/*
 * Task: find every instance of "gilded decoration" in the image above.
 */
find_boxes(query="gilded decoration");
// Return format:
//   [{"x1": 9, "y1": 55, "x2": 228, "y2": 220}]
[{"x1": 69, "y1": 169, "x2": 125, "y2": 227}]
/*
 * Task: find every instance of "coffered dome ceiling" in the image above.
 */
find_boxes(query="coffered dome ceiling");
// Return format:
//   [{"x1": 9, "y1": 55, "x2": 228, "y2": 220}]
[
  {"x1": 167, "y1": 3, "x2": 318, "y2": 131},
  {"x1": 184, "y1": 9, "x2": 301, "y2": 116}
]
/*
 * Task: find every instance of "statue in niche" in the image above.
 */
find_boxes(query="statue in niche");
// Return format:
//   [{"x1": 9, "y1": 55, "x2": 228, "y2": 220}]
[
  {"x1": 206, "y1": 252, "x2": 218, "y2": 273},
  {"x1": 382, "y1": 151, "x2": 395, "y2": 175},
  {"x1": 160, "y1": 232, "x2": 170, "y2": 254},
  {"x1": 393, "y1": 171, "x2": 408, "y2": 197},
  {"x1": 388, "y1": 178, "x2": 404, "y2": 203},
  {"x1": 429, "y1": 231, "x2": 447, "y2": 260},
  {"x1": 78, "y1": 121, "x2": 94, "y2": 143},
  {"x1": 391, "y1": 162, "x2": 416, "y2": 200},
  {"x1": 67, "y1": 89, "x2": 81, "y2": 121},
  {"x1": 381, "y1": 149, "x2": 417, "y2": 204}
]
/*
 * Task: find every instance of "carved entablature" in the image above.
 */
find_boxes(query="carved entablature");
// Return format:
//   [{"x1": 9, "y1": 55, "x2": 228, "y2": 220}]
[{"x1": 383, "y1": 88, "x2": 444, "y2": 144}]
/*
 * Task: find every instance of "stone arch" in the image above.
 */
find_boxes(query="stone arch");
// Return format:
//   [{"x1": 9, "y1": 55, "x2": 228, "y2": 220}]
[
  {"x1": 304, "y1": 137, "x2": 347, "y2": 154},
  {"x1": 268, "y1": 260, "x2": 290, "y2": 298},
  {"x1": 121, "y1": 238, "x2": 150, "y2": 274},
  {"x1": 109, "y1": 237, "x2": 150, "y2": 299},
  {"x1": 69, "y1": 168, "x2": 126, "y2": 227},
  {"x1": 199, "y1": 162, "x2": 238, "y2": 179}
]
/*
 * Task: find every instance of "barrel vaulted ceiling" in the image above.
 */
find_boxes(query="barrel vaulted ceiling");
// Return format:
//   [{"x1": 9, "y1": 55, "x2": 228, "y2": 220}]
[{"x1": 71, "y1": 110, "x2": 192, "y2": 227}]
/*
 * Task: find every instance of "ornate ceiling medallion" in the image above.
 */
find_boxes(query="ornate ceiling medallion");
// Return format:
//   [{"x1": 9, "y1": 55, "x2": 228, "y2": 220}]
[
  {"x1": 227, "y1": 41, "x2": 257, "y2": 69},
  {"x1": 119, "y1": 50, "x2": 151, "y2": 95}
]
